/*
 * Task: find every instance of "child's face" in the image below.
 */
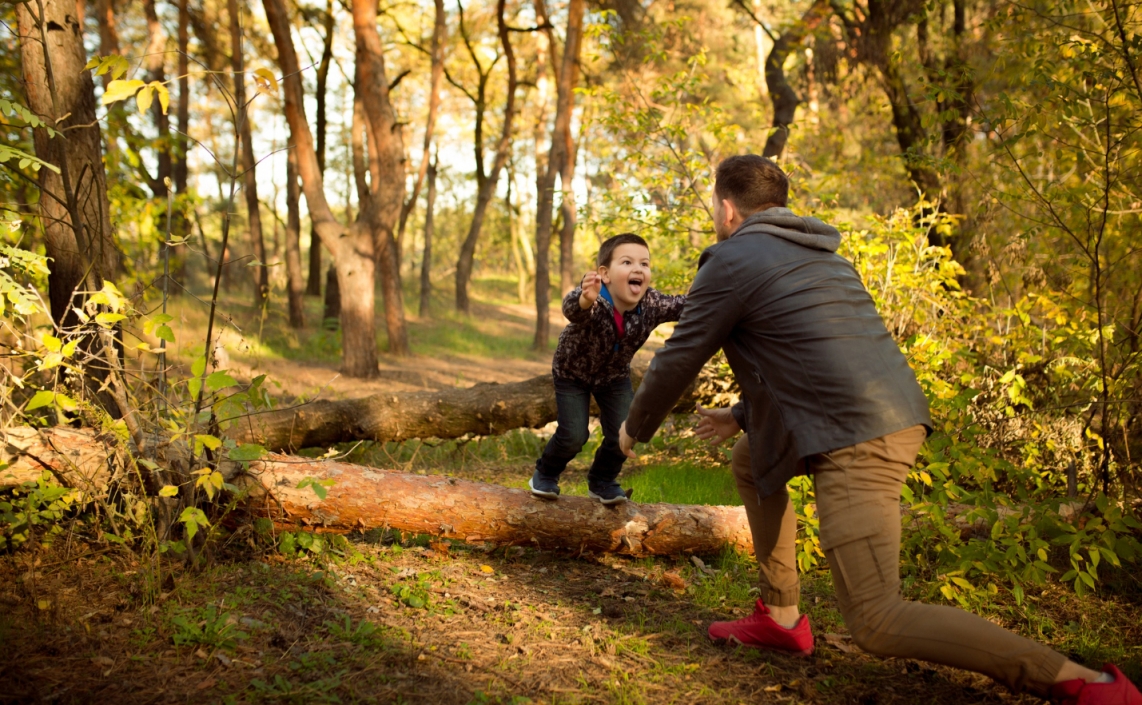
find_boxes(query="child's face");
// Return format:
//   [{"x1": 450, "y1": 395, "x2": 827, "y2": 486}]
[{"x1": 599, "y1": 243, "x2": 652, "y2": 312}]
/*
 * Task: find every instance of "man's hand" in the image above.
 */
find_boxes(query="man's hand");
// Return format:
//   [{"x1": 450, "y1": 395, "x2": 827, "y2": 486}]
[
  {"x1": 579, "y1": 271, "x2": 602, "y2": 310},
  {"x1": 619, "y1": 421, "x2": 637, "y2": 458},
  {"x1": 694, "y1": 404, "x2": 741, "y2": 445}
]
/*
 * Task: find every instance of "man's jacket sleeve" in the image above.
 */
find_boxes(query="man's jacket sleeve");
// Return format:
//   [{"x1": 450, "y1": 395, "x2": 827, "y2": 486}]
[{"x1": 626, "y1": 255, "x2": 742, "y2": 442}]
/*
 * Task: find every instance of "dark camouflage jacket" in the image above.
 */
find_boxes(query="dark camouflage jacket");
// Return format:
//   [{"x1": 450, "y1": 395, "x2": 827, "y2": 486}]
[{"x1": 552, "y1": 285, "x2": 687, "y2": 386}]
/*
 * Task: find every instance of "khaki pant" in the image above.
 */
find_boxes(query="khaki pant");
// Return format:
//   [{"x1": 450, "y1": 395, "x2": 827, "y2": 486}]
[{"x1": 732, "y1": 426, "x2": 1065, "y2": 693}]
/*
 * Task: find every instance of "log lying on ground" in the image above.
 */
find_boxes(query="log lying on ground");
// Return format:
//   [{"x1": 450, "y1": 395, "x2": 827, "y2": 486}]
[
  {"x1": 1, "y1": 426, "x2": 753, "y2": 556},
  {"x1": 231, "y1": 363, "x2": 736, "y2": 452}
]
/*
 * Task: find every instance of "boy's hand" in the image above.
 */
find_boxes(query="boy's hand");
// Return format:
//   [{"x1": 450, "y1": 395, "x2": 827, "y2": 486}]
[
  {"x1": 579, "y1": 271, "x2": 601, "y2": 310},
  {"x1": 619, "y1": 421, "x2": 637, "y2": 458},
  {"x1": 694, "y1": 404, "x2": 741, "y2": 445}
]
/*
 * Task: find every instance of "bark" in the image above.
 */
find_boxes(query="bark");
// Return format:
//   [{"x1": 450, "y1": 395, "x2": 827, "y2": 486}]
[
  {"x1": 231, "y1": 364, "x2": 726, "y2": 451},
  {"x1": 323, "y1": 264, "x2": 340, "y2": 326},
  {"x1": 229, "y1": 0, "x2": 269, "y2": 303},
  {"x1": 174, "y1": 0, "x2": 190, "y2": 194},
  {"x1": 5, "y1": 427, "x2": 1083, "y2": 556},
  {"x1": 557, "y1": 120, "x2": 578, "y2": 295},
  {"x1": 18, "y1": 0, "x2": 118, "y2": 328},
  {"x1": 264, "y1": 0, "x2": 381, "y2": 377},
  {"x1": 306, "y1": 0, "x2": 335, "y2": 298},
  {"x1": 454, "y1": 0, "x2": 518, "y2": 314},
  {"x1": 352, "y1": 0, "x2": 410, "y2": 356},
  {"x1": 533, "y1": 0, "x2": 585, "y2": 350},
  {"x1": 397, "y1": 0, "x2": 446, "y2": 258},
  {"x1": 94, "y1": 0, "x2": 120, "y2": 89},
  {"x1": 419, "y1": 157, "x2": 437, "y2": 317},
  {"x1": 144, "y1": 0, "x2": 172, "y2": 195},
  {"x1": 1, "y1": 426, "x2": 752, "y2": 557},
  {"x1": 284, "y1": 148, "x2": 306, "y2": 328}
]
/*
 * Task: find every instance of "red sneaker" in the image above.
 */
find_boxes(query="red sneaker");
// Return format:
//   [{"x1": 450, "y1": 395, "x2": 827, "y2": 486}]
[
  {"x1": 1051, "y1": 665, "x2": 1142, "y2": 705},
  {"x1": 707, "y1": 599, "x2": 814, "y2": 656}
]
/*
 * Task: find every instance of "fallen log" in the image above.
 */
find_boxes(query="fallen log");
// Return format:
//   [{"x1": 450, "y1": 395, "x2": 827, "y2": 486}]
[
  {"x1": 231, "y1": 363, "x2": 739, "y2": 452},
  {"x1": 1, "y1": 426, "x2": 753, "y2": 556}
]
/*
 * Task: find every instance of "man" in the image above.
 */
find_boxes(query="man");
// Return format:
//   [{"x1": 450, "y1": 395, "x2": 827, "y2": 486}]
[{"x1": 618, "y1": 154, "x2": 1140, "y2": 703}]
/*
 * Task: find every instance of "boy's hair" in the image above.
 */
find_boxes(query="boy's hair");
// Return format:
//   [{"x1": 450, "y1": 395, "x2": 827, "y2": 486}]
[
  {"x1": 597, "y1": 233, "x2": 649, "y2": 267},
  {"x1": 714, "y1": 154, "x2": 789, "y2": 214}
]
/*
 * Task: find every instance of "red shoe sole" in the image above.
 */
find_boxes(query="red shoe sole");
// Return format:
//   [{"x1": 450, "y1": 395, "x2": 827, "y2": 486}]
[{"x1": 708, "y1": 634, "x2": 814, "y2": 658}]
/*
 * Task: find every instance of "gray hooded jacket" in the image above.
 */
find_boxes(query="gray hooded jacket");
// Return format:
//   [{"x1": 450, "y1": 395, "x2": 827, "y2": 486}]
[{"x1": 625, "y1": 208, "x2": 932, "y2": 498}]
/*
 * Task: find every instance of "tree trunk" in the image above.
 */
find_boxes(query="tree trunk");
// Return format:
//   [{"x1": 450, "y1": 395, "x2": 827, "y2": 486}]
[
  {"x1": 0, "y1": 426, "x2": 752, "y2": 557},
  {"x1": 352, "y1": 0, "x2": 409, "y2": 356},
  {"x1": 306, "y1": 0, "x2": 335, "y2": 298},
  {"x1": 397, "y1": 0, "x2": 447, "y2": 258},
  {"x1": 558, "y1": 121, "x2": 578, "y2": 295},
  {"x1": 229, "y1": 0, "x2": 269, "y2": 303},
  {"x1": 323, "y1": 264, "x2": 340, "y2": 328},
  {"x1": 17, "y1": 0, "x2": 118, "y2": 328},
  {"x1": 230, "y1": 363, "x2": 724, "y2": 451},
  {"x1": 284, "y1": 149, "x2": 306, "y2": 328},
  {"x1": 264, "y1": 0, "x2": 382, "y2": 377},
  {"x1": 5, "y1": 426, "x2": 1070, "y2": 555},
  {"x1": 455, "y1": 0, "x2": 518, "y2": 314},
  {"x1": 533, "y1": 0, "x2": 585, "y2": 350},
  {"x1": 419, "y1": 158, "x2": 437, "y2": 318},
  {"x1": 174, "y1": 0, "x2": 190, "y2": 194},
  {"x1": 144, "y1": 0, "x2": 171, "y2": 195}
]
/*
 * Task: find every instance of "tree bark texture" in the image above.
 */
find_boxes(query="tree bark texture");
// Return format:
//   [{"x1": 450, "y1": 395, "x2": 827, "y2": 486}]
[
  {"x1": 454, "y1": 0, "x2": 518, "y2": 314},
  {"x1": 3, "y1": 427, "x2": 1070, "y2": 553},
  {"x1": 284, "y1": 149, "x2": 306, "y2": 328},
  {"x1": 143, "y1": 0, "x2": 172, "y2": 195},
  {"x1": 1, "y1": 426, "x2": 752, "y2": 557},
  {"x1": 306, "y1": 0, "x2": 335, "y2": 297},
  {"x1": 17, "y1": 0, "x2": 118, "y2": 327},
  {"x1": 229, "y1": 0, "x2": 269, "y2": 303},
  {"x1": 352, "y1": 0, "x2": 410, "y2": 356},
  {"x1": 419, "y1": 158, "x2": 437, "y2": 317},
  {"x1": 231, "y1": 363, "x2": 731, "y2": 451},
  {"x1": 533, "y1": 0, "x2": 585, "y2": 350},
  {"x1": 397, "y1": 0, "x2": 446, "y2": 256},
  {"x1": 174, "y1": 0, "x2": 190, "y2": 194},
  {"x1": 558, "y1": 120, "x2": 579, "y2": 295},
  {"x1": 264, "y1": 0, "x2": 382, "y2": 376}
]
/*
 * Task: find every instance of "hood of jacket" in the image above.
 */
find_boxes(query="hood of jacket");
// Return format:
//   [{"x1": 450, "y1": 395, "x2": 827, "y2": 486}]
[{"x1": 731, "y1": 207, "x2": 841, "y2": 252}]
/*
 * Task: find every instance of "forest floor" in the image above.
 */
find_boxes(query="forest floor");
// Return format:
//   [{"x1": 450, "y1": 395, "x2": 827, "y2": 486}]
[{"x1": 3, "y1": 279, "x2": 1141, "y2": 704}]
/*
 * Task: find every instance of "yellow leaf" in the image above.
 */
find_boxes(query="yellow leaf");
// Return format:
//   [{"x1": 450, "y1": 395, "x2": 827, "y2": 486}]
[
  {"x1": 253, "y1": 67, "x2": 278, "y2": 91},
  {"x1": 480, "y1": 565, "x2": 494, "y2": 574},
  {"x1": 37, "y1": 599, "x2": 51, "y2": 611},
  {"x1": 136, "y1": 85, "x2": 154, "y2": 114},
  {"x1": 152, "y1": 82, "x2": 170, "y2": 114},
  {"x1": 159, "y1": 485, "x2": 179, "y2": 497},
  {"x1": 102, "y1": 79, "x2": 145, "y2": 105}
]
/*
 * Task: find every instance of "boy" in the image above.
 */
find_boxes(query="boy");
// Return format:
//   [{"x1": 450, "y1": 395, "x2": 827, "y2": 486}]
[{"x1": 529, "y1": 233, "x2": 685, "y2": 505}]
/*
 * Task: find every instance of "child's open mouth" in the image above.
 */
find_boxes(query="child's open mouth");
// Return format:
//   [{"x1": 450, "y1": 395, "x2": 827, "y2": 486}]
[{"x1": 628, "y1": 277, "x2": 643, "y2": 296}]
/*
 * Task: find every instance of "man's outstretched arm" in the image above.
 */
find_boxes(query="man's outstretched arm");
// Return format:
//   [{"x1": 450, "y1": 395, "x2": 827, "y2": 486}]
[{"x1": 621, "y1": 255, "x2": 742, "y2": 455}]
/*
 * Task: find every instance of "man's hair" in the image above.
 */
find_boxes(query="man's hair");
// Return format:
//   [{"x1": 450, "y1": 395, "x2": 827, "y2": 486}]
[
  {"x1": 597, "y1": 233, "x2": 649, "y2": 267},
  {"x1": 714, "y1": 154, "x2": 789, "y2": 214}
]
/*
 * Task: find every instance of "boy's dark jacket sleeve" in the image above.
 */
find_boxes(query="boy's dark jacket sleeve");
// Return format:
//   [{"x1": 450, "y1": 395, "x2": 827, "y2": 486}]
[
  {"x1": 646, "y1": 289, "x2": 686, "y2": 325},
  {"x1": 562, "y1": 287, "x2": 591, "y2": 324}
]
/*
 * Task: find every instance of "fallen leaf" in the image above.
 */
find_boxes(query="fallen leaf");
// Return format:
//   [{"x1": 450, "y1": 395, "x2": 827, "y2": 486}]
[
  {"x1": 824, "y1": 633, "x2": 859, "y2": 653},
  {"x1": 661, "y1": 571, "x2": 686, "y2": 591},
  {"x1": 480, "y1": 565, "x2": 495, "y2": 574},
  {"x1": 214, "y1": 652, "x2": 232, "y2": 667},
  {"x1": 763, "y1": 684, "x2": 783, "y2": 693},
  {"x1": 194, "y1": 648, "x2": 209, "y2": 659},
  {"x1": 195, "y1": 677, "x2": 217, "y2": 691},
  {"x1": 91, "y1": 656, "x2": 114, "y2": 667}
]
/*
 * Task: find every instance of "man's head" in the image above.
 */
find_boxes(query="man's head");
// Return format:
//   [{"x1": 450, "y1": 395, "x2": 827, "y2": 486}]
[
  {"x1": 712, "y1": 155, "x2": 789, "y2": 241},
  {"x1": 596, "y1": 233, "x2": 651, "y2": 312}
]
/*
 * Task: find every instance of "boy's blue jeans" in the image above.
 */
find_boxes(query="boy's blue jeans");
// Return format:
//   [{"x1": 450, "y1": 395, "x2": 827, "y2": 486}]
[{"x1": 535, "y1": 376, "x2": 634, "y2": 485}]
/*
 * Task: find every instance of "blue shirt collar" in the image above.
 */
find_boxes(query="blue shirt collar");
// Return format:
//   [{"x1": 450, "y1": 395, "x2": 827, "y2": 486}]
[{"x1": 599, "y1": 284, "x2": 641, "y2": 315}]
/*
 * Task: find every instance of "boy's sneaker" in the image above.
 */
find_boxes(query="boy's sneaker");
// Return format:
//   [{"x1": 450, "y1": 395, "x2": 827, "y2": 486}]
[
  {"x1": 528, "y1": 472, "x2": 560, "y2": 500},
  {"x1": 1051, "y1": 664, "x2": 1142, "y2": 705},
  {"x1": 588, "y1": 481, "x2": 628, "y2": 506},
  {"x1": 708, "y1": 599, "x2": 814, "y2": 657}
]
